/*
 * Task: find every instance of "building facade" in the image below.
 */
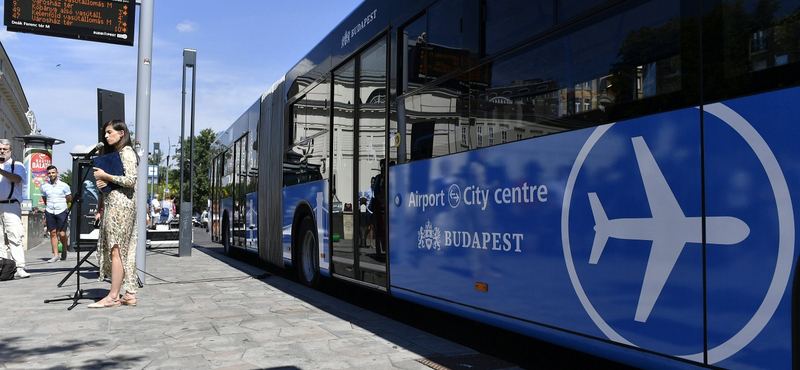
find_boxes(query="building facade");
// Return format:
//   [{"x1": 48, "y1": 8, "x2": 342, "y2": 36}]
[{"x1": 0, "y1": 41, "x2": 34, "y2": 158}]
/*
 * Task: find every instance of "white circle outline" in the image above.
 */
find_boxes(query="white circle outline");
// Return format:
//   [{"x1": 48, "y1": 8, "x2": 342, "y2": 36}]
[
  {"x1": 448, "y1": 184, "x2": 461, "y2": 209},
  {"x1": 560, "y1": 103, "x2": 794, "y2": 364}
]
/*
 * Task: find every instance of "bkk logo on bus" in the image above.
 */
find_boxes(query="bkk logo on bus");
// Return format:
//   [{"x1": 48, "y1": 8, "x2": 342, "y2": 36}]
[
  {"x1": 562, "y1": 103, "x2": 794, "y2": 365},
  {"x1": 418, "y1": 219, "x2": 524, "y2": 253},
  {"x1": 341, "y1": 9, "x2": 378, "y2": 48}
]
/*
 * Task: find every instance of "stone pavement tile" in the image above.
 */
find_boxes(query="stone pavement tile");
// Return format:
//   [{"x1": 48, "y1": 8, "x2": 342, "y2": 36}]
[
  {"x1": 67, "y1": 353, "x2": 152, "y2": 370},
  {"x1": 241, "y1": 344, "x2": 315, "y2": 369},
  {"x1": 197, "y1": 333, "x2": 261, "y2": 352},
  {"x1": 164, "y1": 341, "x2": 219, "y2": 358},
  {"x1": 205, "y1": 363, "x2": 254, "y2": 370},
  {"x1": 245, "y1": 328, "x2": 294, "y2": 346},
  {"x1": 319, "y1": 321, "x2": 377, "y2": 338},
  {"x1": 203, "y1": 307, "x2": 255, "y2": 322},
  {"x1": 209, "y1": 319, "x2": 256, "y2": 336},
  {"x1": 199, "y1": 349, "x2": 247, "y2": 368},
  {"x1": 239, "y1": 315, "x2": 293, "y2": 331},
  {"x1": 162, "y1": 320, "x2": 219, "y2": 340},
  {"x1": 146, "y1": 354, "x2": 211, "y2": 370},
  {"x1": 277, "y1": 324, "x2": 341, "y2": 343}
]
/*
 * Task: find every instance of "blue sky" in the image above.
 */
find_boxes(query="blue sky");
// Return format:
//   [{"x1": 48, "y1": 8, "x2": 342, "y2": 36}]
[{"x1": 1, "y1": 0, "x2": 363, "y2": 173}]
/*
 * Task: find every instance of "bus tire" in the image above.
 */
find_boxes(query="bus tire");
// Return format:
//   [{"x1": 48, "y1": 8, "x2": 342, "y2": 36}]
[{"x1": 297, "y1": 216, "x2": 319, "y2": 288}]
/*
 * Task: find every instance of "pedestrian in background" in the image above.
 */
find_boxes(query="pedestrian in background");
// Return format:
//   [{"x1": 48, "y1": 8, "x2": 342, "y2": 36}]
[
  {"x1": 89, "y1": 120, "x2": 139, "y2": 308},
  {"x1": 168, "y1": 194, "x2": 176, "y2": 223},
  {"x1": 41, "y1": 165, "x2": 71, "y2": 263},
  {"x1": 160, "y1": 194, "x2": 173, "y2": 223},
  {"x1": 0, "y1": 139, "x2": 29, "y2": 278},
  {"x1": 150, "y1": 193, "x2": 160, "y2": 226}
]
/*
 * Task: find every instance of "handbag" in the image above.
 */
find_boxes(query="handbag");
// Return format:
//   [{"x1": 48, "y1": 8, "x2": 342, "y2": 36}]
[{"x1": 0, "y1": 257, "x2": 16, "y2": 281}]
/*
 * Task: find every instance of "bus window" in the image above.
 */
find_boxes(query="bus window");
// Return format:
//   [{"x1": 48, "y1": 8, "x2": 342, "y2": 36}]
[
  {"x1": 402, "y1": 14, "x2": 428, "y2": 88},
  {"x1": 398, "y1": 81, "x2": 469, "y2": 161},
  {"x1": 705, "y1": 0, "x2": 800, "y2": 101},
  {"x1": 359, "y1": 40, "x2": 388, "y2": 274},
  {"x1": 474, "y1": 0, "x2": 684, "y2": 134},
  {"x1": 332, "y1": 59, "x2": 357, "y2": 277},
  {"x1": 401, "y1": 0, "x2": 464, "y2": 91},
  {"x1": 557, "y1": 0, "x2": 612, "y2": 22},
  {"x1": 483, "y1": 0, "x2": 554, "y2": 56},
  {"x1": 286, "y1": 81, "x2": 330, "y2": 186}
]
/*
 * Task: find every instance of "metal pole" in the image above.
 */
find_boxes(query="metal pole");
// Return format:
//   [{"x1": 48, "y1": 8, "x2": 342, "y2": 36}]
[
  {"x1": 134, "y1": 0, "x2": 154, "y2": 283},
  {"x1": 149, "y1": 163, "x2": 153, "y2": 200},
  {"x1": 183, "y1": 54, "x2": 197, "y2": 256},
  {"x1": 164, "y1": 137, "x2": 170, "y2": 199},
  {"x1": 179, "y1": 59, "x2": 186, "y2": 208},
  {"x1": 179, "y1": 49, "x2": 196, "y2": 257},
  {"x1": 397, "y1": 31, "x2": 409, "y2": 164},
  {"x1": 189, "y1": 59, "x2": 196, "y2": 207}
]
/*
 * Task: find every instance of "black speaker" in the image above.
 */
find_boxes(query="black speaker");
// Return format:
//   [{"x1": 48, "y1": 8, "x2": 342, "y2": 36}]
[{"x1": 97, "y1": 89, "x2": 125, "y2": 143}]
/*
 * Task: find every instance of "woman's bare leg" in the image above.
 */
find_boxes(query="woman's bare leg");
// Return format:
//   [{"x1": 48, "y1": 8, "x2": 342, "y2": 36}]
[{"x1": 109, "y1": 245, "x2": 123, "y2": 299}]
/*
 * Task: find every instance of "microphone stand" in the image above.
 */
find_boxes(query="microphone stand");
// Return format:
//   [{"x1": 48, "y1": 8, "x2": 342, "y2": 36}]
[{"x1": 44, "y1": 160, "x2": 100, "y2": 310}]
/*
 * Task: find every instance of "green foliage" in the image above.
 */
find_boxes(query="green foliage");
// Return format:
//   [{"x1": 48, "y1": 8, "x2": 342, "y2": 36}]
[
  {"x1": 59, "y1": 169, "x2": 72, "y2": 186},
  {"x1": 188, "y1": 128, "x2": 220, "y2": 214},
  {"x1": 144, "y1": 128, "x2": 221, "y2": 214},
  {"x1": 148, "y1": 150, "x2": 164, "y2": 166}
]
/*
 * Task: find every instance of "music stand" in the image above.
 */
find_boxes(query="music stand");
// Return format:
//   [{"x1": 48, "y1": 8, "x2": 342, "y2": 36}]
[{"x1": 45, "y1": 157, "x2": 101, "y2": 310}]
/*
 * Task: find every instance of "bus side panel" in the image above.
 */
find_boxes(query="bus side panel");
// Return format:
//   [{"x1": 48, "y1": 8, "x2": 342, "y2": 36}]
[
  {"x1": 388, "y1": 102, "x2": 792, "y2": 368},
  {"x1": 282, "y1": 180, "x2": 330, "y2": 275},
  {"x1": 702, "y1": 88, "x2": 800, "y2": 370}
]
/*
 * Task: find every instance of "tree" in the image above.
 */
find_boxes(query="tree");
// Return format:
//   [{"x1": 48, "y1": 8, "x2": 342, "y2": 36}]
[
  {"x1": 59, "y1": 169, "x2": 72, "y2": 186},
  {"x1": 148, "y1": 150, "x2": 164, "y2": 166},
  {"x1": 170, "y1": 129, "x2": 220, "y2": 214},
  {"x1": 186, "y1": 128, "x2": 221, "y2": 214}
]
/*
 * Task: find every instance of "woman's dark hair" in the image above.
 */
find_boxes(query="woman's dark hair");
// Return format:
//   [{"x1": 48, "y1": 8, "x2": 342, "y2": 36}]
[{"x1": 100, "y1": 119, "x2": 133, "y2": 154}]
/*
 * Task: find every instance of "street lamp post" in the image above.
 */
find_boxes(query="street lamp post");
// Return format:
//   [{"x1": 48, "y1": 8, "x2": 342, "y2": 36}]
[
  {"x1": 134, "y1": 0, "x2": 154, "y2": 284},
  {"x1": 179, "y1": 48, "x2": 197, "y2": 257}
]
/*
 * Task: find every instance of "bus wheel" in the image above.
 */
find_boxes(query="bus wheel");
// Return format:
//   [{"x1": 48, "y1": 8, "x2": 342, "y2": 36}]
[{"x1": 297, "y1": 216, "x2": 319, "y2": 288}]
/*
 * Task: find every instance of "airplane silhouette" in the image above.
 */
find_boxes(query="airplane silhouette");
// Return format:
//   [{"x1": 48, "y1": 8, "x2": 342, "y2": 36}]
[{"x1": 588, "y1": 136, "x2": 750, "y2": 322}]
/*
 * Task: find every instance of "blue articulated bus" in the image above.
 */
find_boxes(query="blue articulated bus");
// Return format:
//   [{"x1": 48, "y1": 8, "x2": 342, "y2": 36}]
[{"x1": 210, "y1": 0, "x2": 800, "y2": 368}]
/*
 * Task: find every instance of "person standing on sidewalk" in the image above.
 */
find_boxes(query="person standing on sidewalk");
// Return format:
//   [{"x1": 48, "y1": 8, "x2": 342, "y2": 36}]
[
  {"x1": 0, "y1": 139, "x2": 29, "y2": 278},
  {"x1": 41, "y1": 165, "x2": 72, "y2": 263},
  {"x1": 150, "y1": 193, "x2": 160, "y2": 226},
  {"x1": 88, "y1": 120, "x2": 139, "y2": 308},
  {"x1": 160, "y1": 194, "x2": 173, "y2": 224}
]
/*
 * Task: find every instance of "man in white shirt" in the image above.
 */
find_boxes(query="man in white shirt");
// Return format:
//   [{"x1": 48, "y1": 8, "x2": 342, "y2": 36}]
[
  {"x1": 41, "y1": 165, "x2": 72, "y2": 263},
  {"x1": 150, "y1": 193, "x2": 161, "y2": 226},
  {"x1": 0, "y1": 139, "x2": 29, "y2": 278}
]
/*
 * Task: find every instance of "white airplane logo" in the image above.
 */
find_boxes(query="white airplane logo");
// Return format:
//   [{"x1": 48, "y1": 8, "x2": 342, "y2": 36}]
[{"x1": 588, "y1": 136, "x2": 750, "y2": 322}]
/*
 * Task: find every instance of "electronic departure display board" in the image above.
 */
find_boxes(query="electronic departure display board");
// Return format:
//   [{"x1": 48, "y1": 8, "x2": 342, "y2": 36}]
[{"x1": 4, "y1": 0, "x2": 135, "y2": 46}]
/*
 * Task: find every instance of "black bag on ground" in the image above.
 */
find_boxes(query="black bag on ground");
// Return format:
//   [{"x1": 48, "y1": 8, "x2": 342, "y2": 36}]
[{"x1": 0, "y1": 257, "x2": 16, "y2": 281}]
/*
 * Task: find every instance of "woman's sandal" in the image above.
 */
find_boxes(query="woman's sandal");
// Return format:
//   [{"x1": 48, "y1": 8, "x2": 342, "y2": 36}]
[
  {"x1": 87, "y1": 296, "x2": 121, "y2": 308},
  {"x1": 121, "y1": 295, "x2": 137, "y2": 306}
]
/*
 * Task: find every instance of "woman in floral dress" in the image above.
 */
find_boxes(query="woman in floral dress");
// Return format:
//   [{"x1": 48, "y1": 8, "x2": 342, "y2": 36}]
[{"x1": 88, "y1": 120, "x2": 139, "y2": 308}]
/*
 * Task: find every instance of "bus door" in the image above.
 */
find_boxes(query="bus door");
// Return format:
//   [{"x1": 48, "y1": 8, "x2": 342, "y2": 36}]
[
  {"x1": 331, "y1": 39, "x2": 388, "y2": 286},
  {"x1": 233, "y1": 134, "x2": 249, "y2": 248}
]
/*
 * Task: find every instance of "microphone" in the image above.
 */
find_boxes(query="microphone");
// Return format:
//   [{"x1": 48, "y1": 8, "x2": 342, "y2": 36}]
[{"x1": 84, "y1": 142, "x2": 104, "y2": 159}]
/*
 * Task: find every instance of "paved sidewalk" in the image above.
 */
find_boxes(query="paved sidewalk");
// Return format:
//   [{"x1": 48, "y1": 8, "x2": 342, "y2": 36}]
[{"x1": 0, "y1": 229, "x2": 515, "y2": 370}]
